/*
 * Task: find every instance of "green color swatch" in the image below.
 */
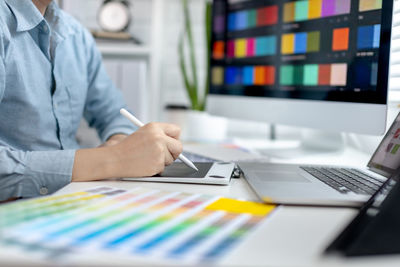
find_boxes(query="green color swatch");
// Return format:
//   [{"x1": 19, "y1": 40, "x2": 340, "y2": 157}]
[
  {"x1": 294, "y1": 65, "x2": 304, "y2": 85},
  {"x1": 295, "y1": 1, "x2": 309, "y2": 21},
  {"x1": 247, "y1": 9, "x2": 257, "y2": 28},
  {"x1": 303, "y1": 64, "x2": 319, "y2": 85},
  {"x1": 280, "y1": 65, "x2": 294, "y2": 85},
  {"x1": 307, "y1": 31, "x2": 320, "y2": 52},
  {"x1": 391, "y1": 144, "x2": 400, "y2": 154}
]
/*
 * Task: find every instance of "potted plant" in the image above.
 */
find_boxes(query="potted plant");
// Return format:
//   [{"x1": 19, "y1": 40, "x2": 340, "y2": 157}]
[{"x1": 174, "y1": 0, "x2": 227, "y2": 142}]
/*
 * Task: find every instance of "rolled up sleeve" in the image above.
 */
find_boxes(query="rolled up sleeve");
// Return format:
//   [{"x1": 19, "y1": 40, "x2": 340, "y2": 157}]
[
  {"x1": 0, "y1": 147, "x2": 75, "y2": 201},
  {"x1": 0, "y1": 58, "x2": 4, "y2": 102},
  {"x1": 82, "y1": 29, "x2": 136, "y2": 142}
]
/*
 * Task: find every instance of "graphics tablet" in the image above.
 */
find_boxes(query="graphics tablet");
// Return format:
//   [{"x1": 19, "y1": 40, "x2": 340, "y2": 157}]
[{"x1": 122, "y1": 162, "x2": 235, "y2": 185}]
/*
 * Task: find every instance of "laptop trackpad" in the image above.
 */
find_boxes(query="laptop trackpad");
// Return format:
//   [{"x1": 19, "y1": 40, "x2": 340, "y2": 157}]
[{"x1": 253, "y1": 171, "x2": 311, "y2": 183}]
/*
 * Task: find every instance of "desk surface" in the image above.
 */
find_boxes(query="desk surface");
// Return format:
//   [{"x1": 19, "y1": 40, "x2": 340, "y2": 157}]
[{"x1": 2, "y1": 143, "x2": 400, "y2": 266}]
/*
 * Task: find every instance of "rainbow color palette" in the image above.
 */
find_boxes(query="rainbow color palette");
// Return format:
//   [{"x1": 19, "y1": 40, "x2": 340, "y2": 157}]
[
  {"x1": 283, "y1": 0, "x2": 351, "y2": 23},
  {"x1": 281, "y1": 31, "x2": 320, "y2": 54},
  {"x1": 228, "y1": 5, "x2": 278, "y2": 31},
  {"x1": 0, "y1": 187, "x2": 275, "y2": 265},
  {"x1": 223, "y1": 65, "x2": 276, "y2": 86},
  {"x1": 228, "y1": 36, "x2": 277, "y2": 58},
  {"x1": 280, "y1": 63, "x2": 348, "y2": 86}
]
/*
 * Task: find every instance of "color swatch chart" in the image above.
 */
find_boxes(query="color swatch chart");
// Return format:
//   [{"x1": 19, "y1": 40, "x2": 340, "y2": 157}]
[
  {"x1": 227, "y1": 36, "x2": 276, "y2": 58},
  {"x1": 212, "y1": 65, "x2": 276, "y2": 86},
  {"x1": 283, "y1": 0, "x2": 351, "y2": 23},
  {"x1": 281, "y1": 31, "x2": 320, "y2": 55},
  {"x1": 228, "y1": 5, "x2": 278, "y2": 31},
  {"x1": 280, "y1": 63, "x2": 347, "y2": 86},
  {"x1": 357, "y1": 24, "x2": 381, "y2": 50},
  {"x1": 0, "y1": 187, "x2": 275, "y2": 265}
]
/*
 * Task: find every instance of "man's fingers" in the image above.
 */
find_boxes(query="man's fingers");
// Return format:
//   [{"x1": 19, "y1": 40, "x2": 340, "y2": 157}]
[
  {"x1": 165, "y1": 136, "x2": 183, "y2": 160},
  {"x1": 153, "y1": 123, "x2": 181, "y2": 139}
]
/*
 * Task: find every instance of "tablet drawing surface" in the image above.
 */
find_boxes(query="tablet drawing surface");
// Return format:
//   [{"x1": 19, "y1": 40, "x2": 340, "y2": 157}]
[{"x1": 156, "y1": 163, "x2": 213, "y2": 178}]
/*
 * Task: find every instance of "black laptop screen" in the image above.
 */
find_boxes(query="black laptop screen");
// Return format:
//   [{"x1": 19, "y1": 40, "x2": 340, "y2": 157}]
[{"x1": 368, "y1": 112, "x2": 400, "y2": 178}]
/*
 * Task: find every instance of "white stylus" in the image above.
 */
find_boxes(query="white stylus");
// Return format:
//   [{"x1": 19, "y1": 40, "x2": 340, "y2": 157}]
[{"x1": 120, "y1": 108, "x2": 199, "y2": 172}]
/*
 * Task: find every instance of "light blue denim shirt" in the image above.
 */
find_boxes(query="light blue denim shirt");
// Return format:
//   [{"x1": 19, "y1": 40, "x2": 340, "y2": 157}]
[{"x1": 0, "y1": 0, "x2": 136, "y2": 201}]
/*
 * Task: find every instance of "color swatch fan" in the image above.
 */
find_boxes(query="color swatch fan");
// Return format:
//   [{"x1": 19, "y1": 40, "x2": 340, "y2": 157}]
[{"x1": 0, "y1": 187, "x2": 275, "y2": 265}]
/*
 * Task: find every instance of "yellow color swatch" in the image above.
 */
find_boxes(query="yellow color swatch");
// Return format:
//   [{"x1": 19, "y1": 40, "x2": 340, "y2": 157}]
[
  {"x1": 308, "y1": 0, "x2": 322, "y2": 19},
  {"x1": 281, "y1": 34, "x2": 294, "y2": 54},
  {"x1": 205, "y1": 197, "x2": 276, "y2": 216},
  {"x1": 235, "y1": 39, "x2": 247, "y2": 58}
]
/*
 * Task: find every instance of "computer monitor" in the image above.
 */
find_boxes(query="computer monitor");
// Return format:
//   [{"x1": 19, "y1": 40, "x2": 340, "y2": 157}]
[{"x1": 207, "y1": 0, "x2": 393, "y2": 136}]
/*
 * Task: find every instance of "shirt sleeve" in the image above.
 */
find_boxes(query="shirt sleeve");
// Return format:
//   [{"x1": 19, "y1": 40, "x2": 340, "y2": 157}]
[
  {"x1": 0, "y1": 146, "x2": 75, "y2": 201},
  {"x1": 81, "y1": 29, "x2": 137, "y2": 142},
  {"x1": 0, "y1": 57, "x2": 4, "y2": 102}
]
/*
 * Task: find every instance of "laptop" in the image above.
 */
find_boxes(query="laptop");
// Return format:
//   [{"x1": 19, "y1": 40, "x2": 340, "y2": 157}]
[{"x1": 238, "y1": 111, "x2": 400, "y2": 207}]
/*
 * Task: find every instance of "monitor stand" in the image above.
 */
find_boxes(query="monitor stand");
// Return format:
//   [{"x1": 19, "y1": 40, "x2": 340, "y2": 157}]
[{"x1": 257, "y1": 129, "x2": 345, "y2": 159}]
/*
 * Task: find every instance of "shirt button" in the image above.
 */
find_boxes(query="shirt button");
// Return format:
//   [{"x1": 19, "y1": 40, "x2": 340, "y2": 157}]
[
  {"x1": 42, "y1": 25, "x2": 48, "y2": 33},
  {"x1": 39, "y1": 187, "x2": 48, "y2": 195},
  {"x1": 53, "y1": 103, "x2": 58, "y2": 109}
]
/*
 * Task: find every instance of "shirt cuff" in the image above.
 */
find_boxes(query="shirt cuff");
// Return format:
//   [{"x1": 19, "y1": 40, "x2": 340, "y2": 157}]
[{"x1": 21, "y1": 150, "x2": 76, "y2": 198}]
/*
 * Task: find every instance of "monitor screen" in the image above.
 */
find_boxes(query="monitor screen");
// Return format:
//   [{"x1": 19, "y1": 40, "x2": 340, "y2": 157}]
[
  {"x1": 368, "y1": 111, "x2": 400, "y2": 178},
  {"x1": 209, "y1": 0, "x2": 392, "y2": 105}
]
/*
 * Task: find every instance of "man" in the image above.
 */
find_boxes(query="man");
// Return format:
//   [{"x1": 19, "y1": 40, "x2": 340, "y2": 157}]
[{"x1": 0, "y1": 0, "x2": 183, "y2": 201}]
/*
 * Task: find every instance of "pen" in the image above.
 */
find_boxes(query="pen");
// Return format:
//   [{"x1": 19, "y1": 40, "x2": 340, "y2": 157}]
[{"x1": 120, "y1": 108, "x2": 199, "y2": 172}]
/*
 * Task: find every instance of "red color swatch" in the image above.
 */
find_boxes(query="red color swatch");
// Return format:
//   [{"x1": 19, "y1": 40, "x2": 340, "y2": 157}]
[
  {"x1": 257, "y1": 6, "x2": 278, "y2": 26},
  {"x1": 318, "y1": 64, "x2": 331, "y2": 85}
]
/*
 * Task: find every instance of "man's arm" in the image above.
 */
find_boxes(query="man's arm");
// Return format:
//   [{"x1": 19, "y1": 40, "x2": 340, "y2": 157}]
[{"x1": 72, "y1": 122, "x2": 183, "y2": 181}]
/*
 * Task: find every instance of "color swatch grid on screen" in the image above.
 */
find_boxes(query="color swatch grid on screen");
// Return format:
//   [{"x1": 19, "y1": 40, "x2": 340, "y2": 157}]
[
  {"x1": 0, "y1": 187, "x2": 275, "y2": 265},
  {"x1": 359, "y1": 0, "x2": 382, "y2": 12},
  {"x1": 223, "y1": 66, "x2": 276, "y2": 86},
  {"x1": 280, "y1": 63, "x2": 347, "y2": 86},
  {"x1": 228, "y1": 5, "x2": 278, "y2": 31},
  {"x1": 228, "y1": 36, "x2": 276, "y2": 58},
  {"x1": 281, "y1": 31, "x2": 320, "y2": 54},
  {"x1": 357, "y1": 24, "x2": 381, "y2": 49},
  {"x1": 283, "y1": 0, "x2": 351, "y2": 23}
]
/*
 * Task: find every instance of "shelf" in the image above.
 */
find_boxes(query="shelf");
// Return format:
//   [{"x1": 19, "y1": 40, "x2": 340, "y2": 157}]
[{"x1": 96, "y1": 42, "x2": 151, "y2": 56}]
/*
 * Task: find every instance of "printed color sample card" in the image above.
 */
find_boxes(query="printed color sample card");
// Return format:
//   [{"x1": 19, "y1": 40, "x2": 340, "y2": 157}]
[{"x1": 0, "y1": 187, "x2": 275, "y2": 265}]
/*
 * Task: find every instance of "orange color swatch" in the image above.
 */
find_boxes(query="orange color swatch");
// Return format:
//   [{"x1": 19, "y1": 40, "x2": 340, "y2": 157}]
[
  {"x1": 254, "y1": 66, "x2": 275, "y2": 85},
  {"x1": 332, "y1": 28, "x2": 349, "y2": 51},
  {"x1": 213, "y1": 41, "x2": 225, "y2": 59}
]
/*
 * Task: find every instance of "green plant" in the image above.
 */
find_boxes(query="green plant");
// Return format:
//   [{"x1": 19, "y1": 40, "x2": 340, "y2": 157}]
[{"x1": 178, "y1": 0, "x2": 212, "y2": 111}]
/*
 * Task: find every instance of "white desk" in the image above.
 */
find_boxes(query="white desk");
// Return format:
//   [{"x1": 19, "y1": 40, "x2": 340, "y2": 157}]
[{"x1": 2, "y1": 144, "x2": 400, "y2": 266}]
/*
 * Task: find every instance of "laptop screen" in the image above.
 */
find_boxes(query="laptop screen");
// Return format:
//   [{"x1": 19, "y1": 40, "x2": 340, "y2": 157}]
[{"x1": 368, "y1": 112, "x2": 400, "y2": 178}]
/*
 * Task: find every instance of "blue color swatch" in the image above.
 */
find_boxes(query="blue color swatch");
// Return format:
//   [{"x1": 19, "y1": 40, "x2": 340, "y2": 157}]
[{"x1": 357, "y1": 24, "x2": 381, "y2": 49}]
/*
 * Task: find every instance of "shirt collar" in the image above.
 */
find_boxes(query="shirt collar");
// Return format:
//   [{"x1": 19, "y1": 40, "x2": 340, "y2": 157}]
[{"x1": 4, "y1": 0, "x2": 44, "y2": 32}]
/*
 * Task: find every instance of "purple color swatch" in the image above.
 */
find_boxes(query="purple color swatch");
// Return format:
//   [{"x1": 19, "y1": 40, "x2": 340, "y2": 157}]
[
  {"x1": 322, "y1": 0, "x2": 335, "y2": 17},
  {"x1": 213, "y1": 15, "x2": 225, "y2": 33},
  {"x1": 335, "y1": 0, "x2": 351, "y2": 15}
]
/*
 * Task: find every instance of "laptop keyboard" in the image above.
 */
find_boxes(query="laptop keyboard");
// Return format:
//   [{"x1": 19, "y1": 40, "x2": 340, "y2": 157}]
[{"x1": 301, "y1": 167, "x2": 384, "y2": 195}]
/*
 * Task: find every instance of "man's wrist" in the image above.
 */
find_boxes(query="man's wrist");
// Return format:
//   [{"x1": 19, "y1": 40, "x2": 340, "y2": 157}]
[{"x1": 72, "y1": 146, "x2": 121, "y2": 181}]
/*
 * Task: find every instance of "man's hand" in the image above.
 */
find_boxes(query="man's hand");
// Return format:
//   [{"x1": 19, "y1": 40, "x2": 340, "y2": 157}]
[
  {"x1": 72, "y1": 123, "x2": 183, "y2": 182},
  {"x1": 100, "y1": 134, "x2": 127, "y2": 147}
]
